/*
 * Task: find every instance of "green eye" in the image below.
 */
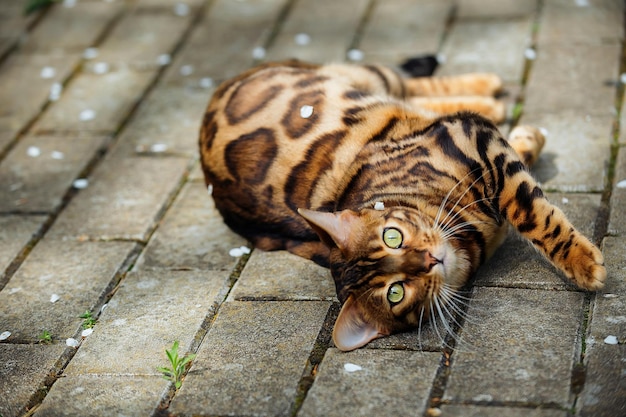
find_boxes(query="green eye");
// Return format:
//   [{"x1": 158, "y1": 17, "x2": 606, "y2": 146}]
[
  {"x1": 387, "y1": 283, "x2": 405, "y2": 304},
  {"x1": 383, "y1": 227, "x2": 403, "y2": 249}
]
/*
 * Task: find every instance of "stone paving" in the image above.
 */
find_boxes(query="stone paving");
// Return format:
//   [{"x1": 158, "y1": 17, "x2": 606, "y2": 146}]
[{"x1": 0, "y1": 0, "x2": 624, "y2": 416}]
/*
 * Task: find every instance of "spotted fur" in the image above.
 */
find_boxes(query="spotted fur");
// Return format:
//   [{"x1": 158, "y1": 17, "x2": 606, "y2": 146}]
[{"x1": 200, "y1": 60, "x2": 606, "y2": 351}]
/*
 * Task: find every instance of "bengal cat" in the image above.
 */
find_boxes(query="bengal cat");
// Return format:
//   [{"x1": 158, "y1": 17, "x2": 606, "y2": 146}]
[{"x1": 199, "y1": 60, "x2": 606, "y2": 351}]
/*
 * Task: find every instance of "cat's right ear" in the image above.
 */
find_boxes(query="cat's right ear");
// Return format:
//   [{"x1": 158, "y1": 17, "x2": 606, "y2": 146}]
[
  {"x1": 297, "y1": 209, "x2": 359, "y2": 251},
  {"x1": 333, "y1": 295, "x2": 385, "y2": 351}
]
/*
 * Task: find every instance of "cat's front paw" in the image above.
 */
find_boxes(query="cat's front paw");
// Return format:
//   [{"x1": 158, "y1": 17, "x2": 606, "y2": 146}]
[{"x1": 564, "y1": 237, "x2": 606, "y2": 291}]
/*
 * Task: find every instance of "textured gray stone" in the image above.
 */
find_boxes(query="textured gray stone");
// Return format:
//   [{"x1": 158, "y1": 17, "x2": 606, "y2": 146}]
[
  {"x1": 441, "y1": 405, "x2": 567, "y2": 417},
  {"x1": 0, "y1": 215, "x2": 45, "y2": 276},
  {"x1": 538, "y1": 0, "x2": 623, "y2": 45},
  {"x1": 162, "y1": 0, "x2": 287, "y2": 84},
  {"x1": 299, "y1": 349, "x2": 440, "y2": 417},
  {"x1": 361, "y1": 0, "x2": 453, "y2": 64},
  {"x1": 0, "y1": 133, "x2": 107, "y2": 213},
  {"x1": 47, "y1": 149, "x2": 188, "y2": 241},
  {"x1": 18, "y1": 0, "x2": 122, "y2": 54},
  {"x1": 0, "y1": 239, "x2": 135, "y2": 341},
  {"x1": 457, "y1": 0, "x2": 538, "y2": 18},
  {"x1": 438, "y1": 19, "x2": 533, "y2": 82},
  {"x1": 608, "y1": 147, "x2": 626, "y2": 236},
  {"x1": 444, "y1": 287, "x2": 584, "y2": 405},
  {"x1": 519, "y1": 112, "x2": 612, "y2": 192},
  {"x1": 135, "y1": 181, "x2": 246, "y2": 271},
  {"x1": 117, "y1": 85, "x2": 209, "y2": 156},
  {"x1": 64, "y1": 270, "x2": 229, "y2": 375},
  {"x1": 229, "y1": 250, "x2": 336, "y2": 301},
  {"x1": 33, "y1": 69, "x2": 155, "y2": 133},
  {"x1": 476, "y1": 193, "x2": 601, "y2": 289},
  {"x1": 85, "y1": 8, "x2": 191, "y2": 72},
  {"x1": 0, "y1": 53, "x2": 76, "y2": 132},
  {"x1": 34, "y1": 375, "x2": 166, "y2": 417},
  {"x1": 577, "y1": 237, "x2": 626, "y2": 416},
  {"x1": 0, "y1": 130, "x2": 13, "y2": 154},
  {"x1": 0, "y1": 344, "x2": 67, "y2": 417},
  {"x1": 267, "y1": 0, "x2": 369, "y2": 63},
  {"x1": 169, "y1": 301, "x2": 330, "y2": 416},
  {"x1": 524, "y1": 43, "x2": 620, "y2": 118}
]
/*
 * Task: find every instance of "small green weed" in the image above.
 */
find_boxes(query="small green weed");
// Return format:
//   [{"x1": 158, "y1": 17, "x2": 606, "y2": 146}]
[
  {"x1": 157, "y1": 341, "x2": 196, "y2": 389},
  {"x1": 79, "y1": 310, "x2": 96, "y2": 329},
  {"x1": 24, "y1": 0, "x2": 59, "y2": 15},
  {"x1": 39, "y1": 330, "x2": 52, "y2": 344}
]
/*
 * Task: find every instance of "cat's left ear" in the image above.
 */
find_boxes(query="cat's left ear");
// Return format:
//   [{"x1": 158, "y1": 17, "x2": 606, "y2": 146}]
[
  {"x1": 297, "y1": 209, "x2": 359, "y2": 251},
  {"x1": 333, "y1": 295, "x2": 386, "y2": 351}
]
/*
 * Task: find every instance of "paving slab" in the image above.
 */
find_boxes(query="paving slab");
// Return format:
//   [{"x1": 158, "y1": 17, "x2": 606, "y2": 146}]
[
  {"x1": 117, "y1": 85, "x2": 209, "y2": 156},
  {"x1": 577, "y1": 237, "x2": 626, "y2": 416},
  {"x1": 0, "y1": 53, "x2": 77, "y2": 132},
  {"x1": 84, "y1": 7, "x2": 192, "y2": 72},
  {"x1": 47, "y1": 150, "x2": 189, "y2": 241},
  {"x1": 444, "y1": 287, "x2": 584, "y2": 405},
  {"x1": 0, "y1": 343, "x2": 67, "y2": 417},
  {"x1": 34, "y1": 375, "x2": 166, "y2": 417},
  {"x1": 0, "y1": 130, "x2": 14, "y2": 155},
  {"x1": 298, "y1": 348, "x2": 440, "y2": 417},
  {"x1": 161, "y1": 0, "x2": 288, "y2": 85},
  {"x1": 440, "y1": 404, "x2": 567, "y2": 417},
  {"x1": 0, "y1": 239, "x2": 135, "y2": 341},
  {"x1": 437, "y1": 19, "x2": 532, "y2": 83},
  {"x1": 0, "y1": 214, "x2": 45, "y2": 277},
  {"x1": 266, "y1": 0, "x2": 369, "y2": 63},
  {"x1": 538, "y1": 0, "x2": 623, "y2": 45},
  {"x1": 64, "y1": 269, "x2": 229, "y2": 375},
  {"x1": 229, "y1": 250, "x2": 336, "y2": 301},
  {"x1": 360, "y1": 0, "x2": 453, "y2": 65},
  {"x1": 608, "y1": 146, "x2": 626, "y2": 236},
  {"x1": 33, "y1": 69, "x2": 155, "y2": 134},
  {"x1": 456, "y1": 0, "x2": 539, "y2": 18},
  {"x1": 18, "y1": 0, "x2": 122, "y2": 55},
  {"x1": 519, "y1": 112, "x2": 612, "y2": 192},
  {"x1": 476, "y1": 193, "x2": 601, "y2": 289},
  {"x1": 0, "y1": 133, "x2": 107, "y2": 213},
  {"x1": 134, "y1": 181, "x2": 246, "y2": 271},
  {"x1": 169, "y1": 301, "x2": 330, "y2": 416},
  {"x1": 523, "y1": 42, "x2": 620, "y2": 118}
]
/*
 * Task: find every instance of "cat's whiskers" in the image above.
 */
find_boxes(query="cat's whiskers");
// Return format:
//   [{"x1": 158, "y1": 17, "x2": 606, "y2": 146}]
[
  {"x1": 434, "y1": 168, "x2": 488, "y2": 232},
  {"x1": 432, "y1": 166, "x2": 484, "y2": 231}
]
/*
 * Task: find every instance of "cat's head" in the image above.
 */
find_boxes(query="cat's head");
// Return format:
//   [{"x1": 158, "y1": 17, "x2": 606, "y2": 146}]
[{"x1": 299, "y1": 207, "x2": 472, "y2": 351}]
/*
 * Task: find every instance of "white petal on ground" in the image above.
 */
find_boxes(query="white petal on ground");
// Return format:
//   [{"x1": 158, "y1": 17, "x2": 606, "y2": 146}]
[
  {"x1": 79, "y1": 109, "x2": 96, "y2": 121},
  {"x1": 73, "y1": 179, "x2": 89, "y2": 189},
  {"x1": 51, "y1": 151, "x2": 65, "y2": 160},
  {"x1": 604, "y1": 335, "x2": 618, "y2": 345},
  {"x1": 374, "y1": 201, "x2": 385, "y2": 210},
  {"x1": 49, "y1": 82, "x2": 63, "y2": 101},
  {"x1": 229, "y1": 247, "x2": 244, "y2": 257},
  {"x1": 621, "y1": 73, "x2": 626, "y2": 84},
  {"x1": 0, "y1": 331, "x2": 11, "y2": 340},
  {"x1": 539, "y1": 127, "x2": 549, "y2": 136},
  {"x1": 603, "y1": 293, "x2": 619, "y2": 298},
  {"x1": 180, "y1": 65, "x2": 194, "y2": 76},
  {"x1": 157, "y1": 54, "x2": 171, "y2": 66},
  {"x1": 41, "y1": 66, "x2": 56, "y2": 79},
  {"x1": 239, "y1": 245, "x2": 251, "y2": 254},
  {"x1": 200, "y1": 77, "x2": 214, "y2": 88},
  {"x1": 524, "y1": 48, "x2": 537, "y2": 60},
  {"x1": 300, "y1": 105, "x2": 314, "y2": 119},
  {"x1": 81, "y1": 328, "x2": 94, "y2": 337},
  {"x1": 63, "y1": 0, "x2": 76, "y2": 7},
  {"x1": 561, "y1": 197, "x2": 569, "y2": 204},
  {"x1": 252, "y1": 47, "x2": 266, "y2": 60},
  {"x1": 50, "y1": 294, "x2": 60, "y2": 303},
  {"x1": 93, "y1": 62, "x2": 109, "y2": 74},
  {"x1": 344, "y1": 363, "x2": 362, "y2": 372},
  {"x1": 207, "y1": 184, "x2": 213, "y2": 196},
  {"x1": 174, "y1": 3, "x2": 190, "y2": 16},
  {"x1": 616, "y1": 179, "x2": 626, "y2": 189},
  {"x1": 27, "y1": 146, "x2": 41, "y2": 157},
  {"x1": 66, "y1": 338, "x2": 80, "y2": 347},
  {"x1": 8, "y1": 287, "x2": 21, "y2": 295},
  {"x1": 294, "y1": 33, "x2": 311, "y2": 46},
  {"x1": 83, "y1": 47, "x2": 99, "y2": 60},
  {"x1": 347, "y1": 49, "x2": 364, "y2": 62},
  {"x1": 150, "y1": 143, "x2": 168, "y2": 153}
]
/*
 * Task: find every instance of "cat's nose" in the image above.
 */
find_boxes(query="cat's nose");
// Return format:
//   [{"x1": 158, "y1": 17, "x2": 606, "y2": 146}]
[{"x1": 425, "y1": 251, "x2": 442, "y2": 271}]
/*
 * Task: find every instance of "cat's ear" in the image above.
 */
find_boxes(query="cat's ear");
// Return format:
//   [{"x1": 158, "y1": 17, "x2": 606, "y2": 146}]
[
  {"x1": 297, "y1": 209, "x2": 359, "y2": 251},
  {"x1": 333, "y1": 295, "x2": 385, "y2": 351}
]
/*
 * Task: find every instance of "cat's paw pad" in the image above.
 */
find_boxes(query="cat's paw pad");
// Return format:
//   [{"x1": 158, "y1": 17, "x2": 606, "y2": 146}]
[
  {"x1": 508, "y1": 125, "x2": 546, "y2": 166},
  {"x1": 565, "y1": 239, "x2": 606, "y2": 291}
]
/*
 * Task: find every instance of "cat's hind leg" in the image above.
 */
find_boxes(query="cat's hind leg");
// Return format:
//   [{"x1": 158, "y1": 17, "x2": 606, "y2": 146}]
[
  {"x1": 404, "y1": 73, "x2": 503, "y2": 97},
  {"x1": 408, "y1": 96, "x2": 506, "y2": 123}
]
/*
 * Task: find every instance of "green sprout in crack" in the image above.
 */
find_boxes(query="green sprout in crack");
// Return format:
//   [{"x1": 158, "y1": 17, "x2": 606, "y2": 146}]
[
  {"x1": 39, "y1": 330, "x2": 52, "y2": 344},
  {"x1": 157, "y1": 341, "x2": 196, "y2": 389},
  {"x1": 24, "y1": 0, "x2": 59, "y2": 15},
  {"x1": 79, "y1": 310, "x2": 96, "y2": 329}
]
